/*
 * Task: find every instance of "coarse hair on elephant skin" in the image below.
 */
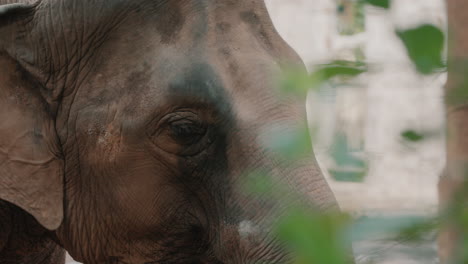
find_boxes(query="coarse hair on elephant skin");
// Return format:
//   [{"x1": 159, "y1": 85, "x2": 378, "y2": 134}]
[{"x1": 0, "y1": 0, "x2": 349, "y2": 263}]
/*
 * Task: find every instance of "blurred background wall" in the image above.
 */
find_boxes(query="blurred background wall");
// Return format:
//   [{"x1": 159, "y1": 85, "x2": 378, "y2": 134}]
[{"x1": 266, "y1": 0, "x2": 447, "y2": 215}]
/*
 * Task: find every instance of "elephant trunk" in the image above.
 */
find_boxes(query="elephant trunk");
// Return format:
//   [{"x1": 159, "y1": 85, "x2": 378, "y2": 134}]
[{"x1": 205, "y1": 124, "x2": 339, "y2": 263}]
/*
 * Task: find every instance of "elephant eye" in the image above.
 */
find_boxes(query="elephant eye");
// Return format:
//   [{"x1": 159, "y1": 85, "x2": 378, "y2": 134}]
[
  {"x1": 169, "y1": 119, "x2": 207, "y2": 145},
  {"x1": 150, "y1": 111, "x2": 212, "y2": 156}
]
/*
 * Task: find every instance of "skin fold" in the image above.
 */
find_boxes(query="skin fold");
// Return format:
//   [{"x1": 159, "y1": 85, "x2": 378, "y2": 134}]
[{"x1": 0, "y1": 0, "x2": 343, "y2": 263}]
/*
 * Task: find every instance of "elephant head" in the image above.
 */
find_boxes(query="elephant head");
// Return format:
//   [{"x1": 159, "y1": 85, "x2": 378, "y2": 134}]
[{"x1": 0, "y1": 0, "x2": 340, "y2": 263}]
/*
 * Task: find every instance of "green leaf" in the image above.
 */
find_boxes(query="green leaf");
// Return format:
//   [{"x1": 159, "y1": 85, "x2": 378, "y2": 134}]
[
  {"x1": 401, "y1": 130, "x2": 425, "y2": 142},
  {"x1": 396, "y1": 24, "x2": 445, "y2": 74},
  {"x1": 244, "y1": 170, "x2": 275, "y2": 195},
  {"x1": 363, "y1": 0, "x2": 390, "y2": 9},
  {"x1": 280, "y1": 68, "x2": 316, "y2": 97},
  {"x1": 276, "y1": 208, "x2": 351, "y2": 264},
  {"x1": 280, "y1": 61, "x2": 368, "y2": 97},
  {"x1": 313, "y1": 60, "x2": 368, "y2": 81},
  {"x1": 260, "y1": 123, "x2": 313, "y2": 161}
]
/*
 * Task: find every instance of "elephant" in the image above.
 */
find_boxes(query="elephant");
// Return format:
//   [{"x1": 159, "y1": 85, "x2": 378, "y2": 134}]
[{"x1": 0, "y1": 0, "x2": 342, "y2": 263}]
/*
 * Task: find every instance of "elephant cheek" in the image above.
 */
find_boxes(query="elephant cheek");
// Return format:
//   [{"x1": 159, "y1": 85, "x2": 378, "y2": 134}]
[
  {"x1": 87, "y1": 123, "x2": 123, "y2": 163},
  {"x1": 213, "y1": 220, "x2": 288, "y2": 263},
  {"x1": 112, "y1": 170, "x2": 183, "y2": 231}
]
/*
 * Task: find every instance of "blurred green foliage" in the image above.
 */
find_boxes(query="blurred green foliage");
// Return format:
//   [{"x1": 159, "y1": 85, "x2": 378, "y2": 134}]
[
  {"x1": 313, "y1": 61, "x2": 368, "y2": 82},
  {"x1": 277, "y1": 209, "x2": 351, "y2": 264},
  {"x1": 249, "y1": 2, "x2": 448, "y2": 263},
  {"x1": 362, "y1": 0, "x2": 390, "y2": 9},
  {"x1": 245, "y1": 170, "x2": 276, "y2": 196},
  {"x1": 396, "y1": 24, "x2": 446, "y2": 74},
  {"x1": 260, "y1": 123, "x2": 313, "y2": 161},
  {"x1": 253, "y1": 59, "x2": 368, "y2": 263},
  {"x1": 245, "y1": 168, "x2": 353, "y2": 264},
  {"x1": 280, "y1": 61, "x2": 368, "y2": 97},
  {"x1": 401, "y1": 130, "x2": 425, "y2": 142}
]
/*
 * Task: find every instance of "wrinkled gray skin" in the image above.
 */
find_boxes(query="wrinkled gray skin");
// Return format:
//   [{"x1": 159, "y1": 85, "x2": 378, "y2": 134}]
[{"x1": 0, "y1": 0, "x2": 342, "y2": 263}]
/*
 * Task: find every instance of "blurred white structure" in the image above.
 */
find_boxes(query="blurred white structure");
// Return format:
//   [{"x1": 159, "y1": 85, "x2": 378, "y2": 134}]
[{"x1": 266, "y1": 0, "x2": 447, "y2": 215}]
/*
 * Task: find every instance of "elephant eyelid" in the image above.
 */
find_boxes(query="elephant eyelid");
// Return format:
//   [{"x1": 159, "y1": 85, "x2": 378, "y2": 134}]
[
  {"x1": 148, "y1": 111, "x2": 200, "y2": 135},
  {"x1": 167, "y1": 115, "x2": 202, "y2": 125},
  {"x1": 149, "y1": 111, "x2": 211, "y2": 146}
]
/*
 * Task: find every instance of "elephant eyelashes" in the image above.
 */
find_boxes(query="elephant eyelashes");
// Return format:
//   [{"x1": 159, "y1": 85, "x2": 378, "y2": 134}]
[{"x1": 150, "y1": 111, "x2": 212, "y2": 156}]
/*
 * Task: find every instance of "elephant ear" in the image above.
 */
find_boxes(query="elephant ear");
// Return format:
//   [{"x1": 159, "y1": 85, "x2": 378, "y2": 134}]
[{"x1": 0, "y1": 3, "x2": 64, "y2": 230}]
